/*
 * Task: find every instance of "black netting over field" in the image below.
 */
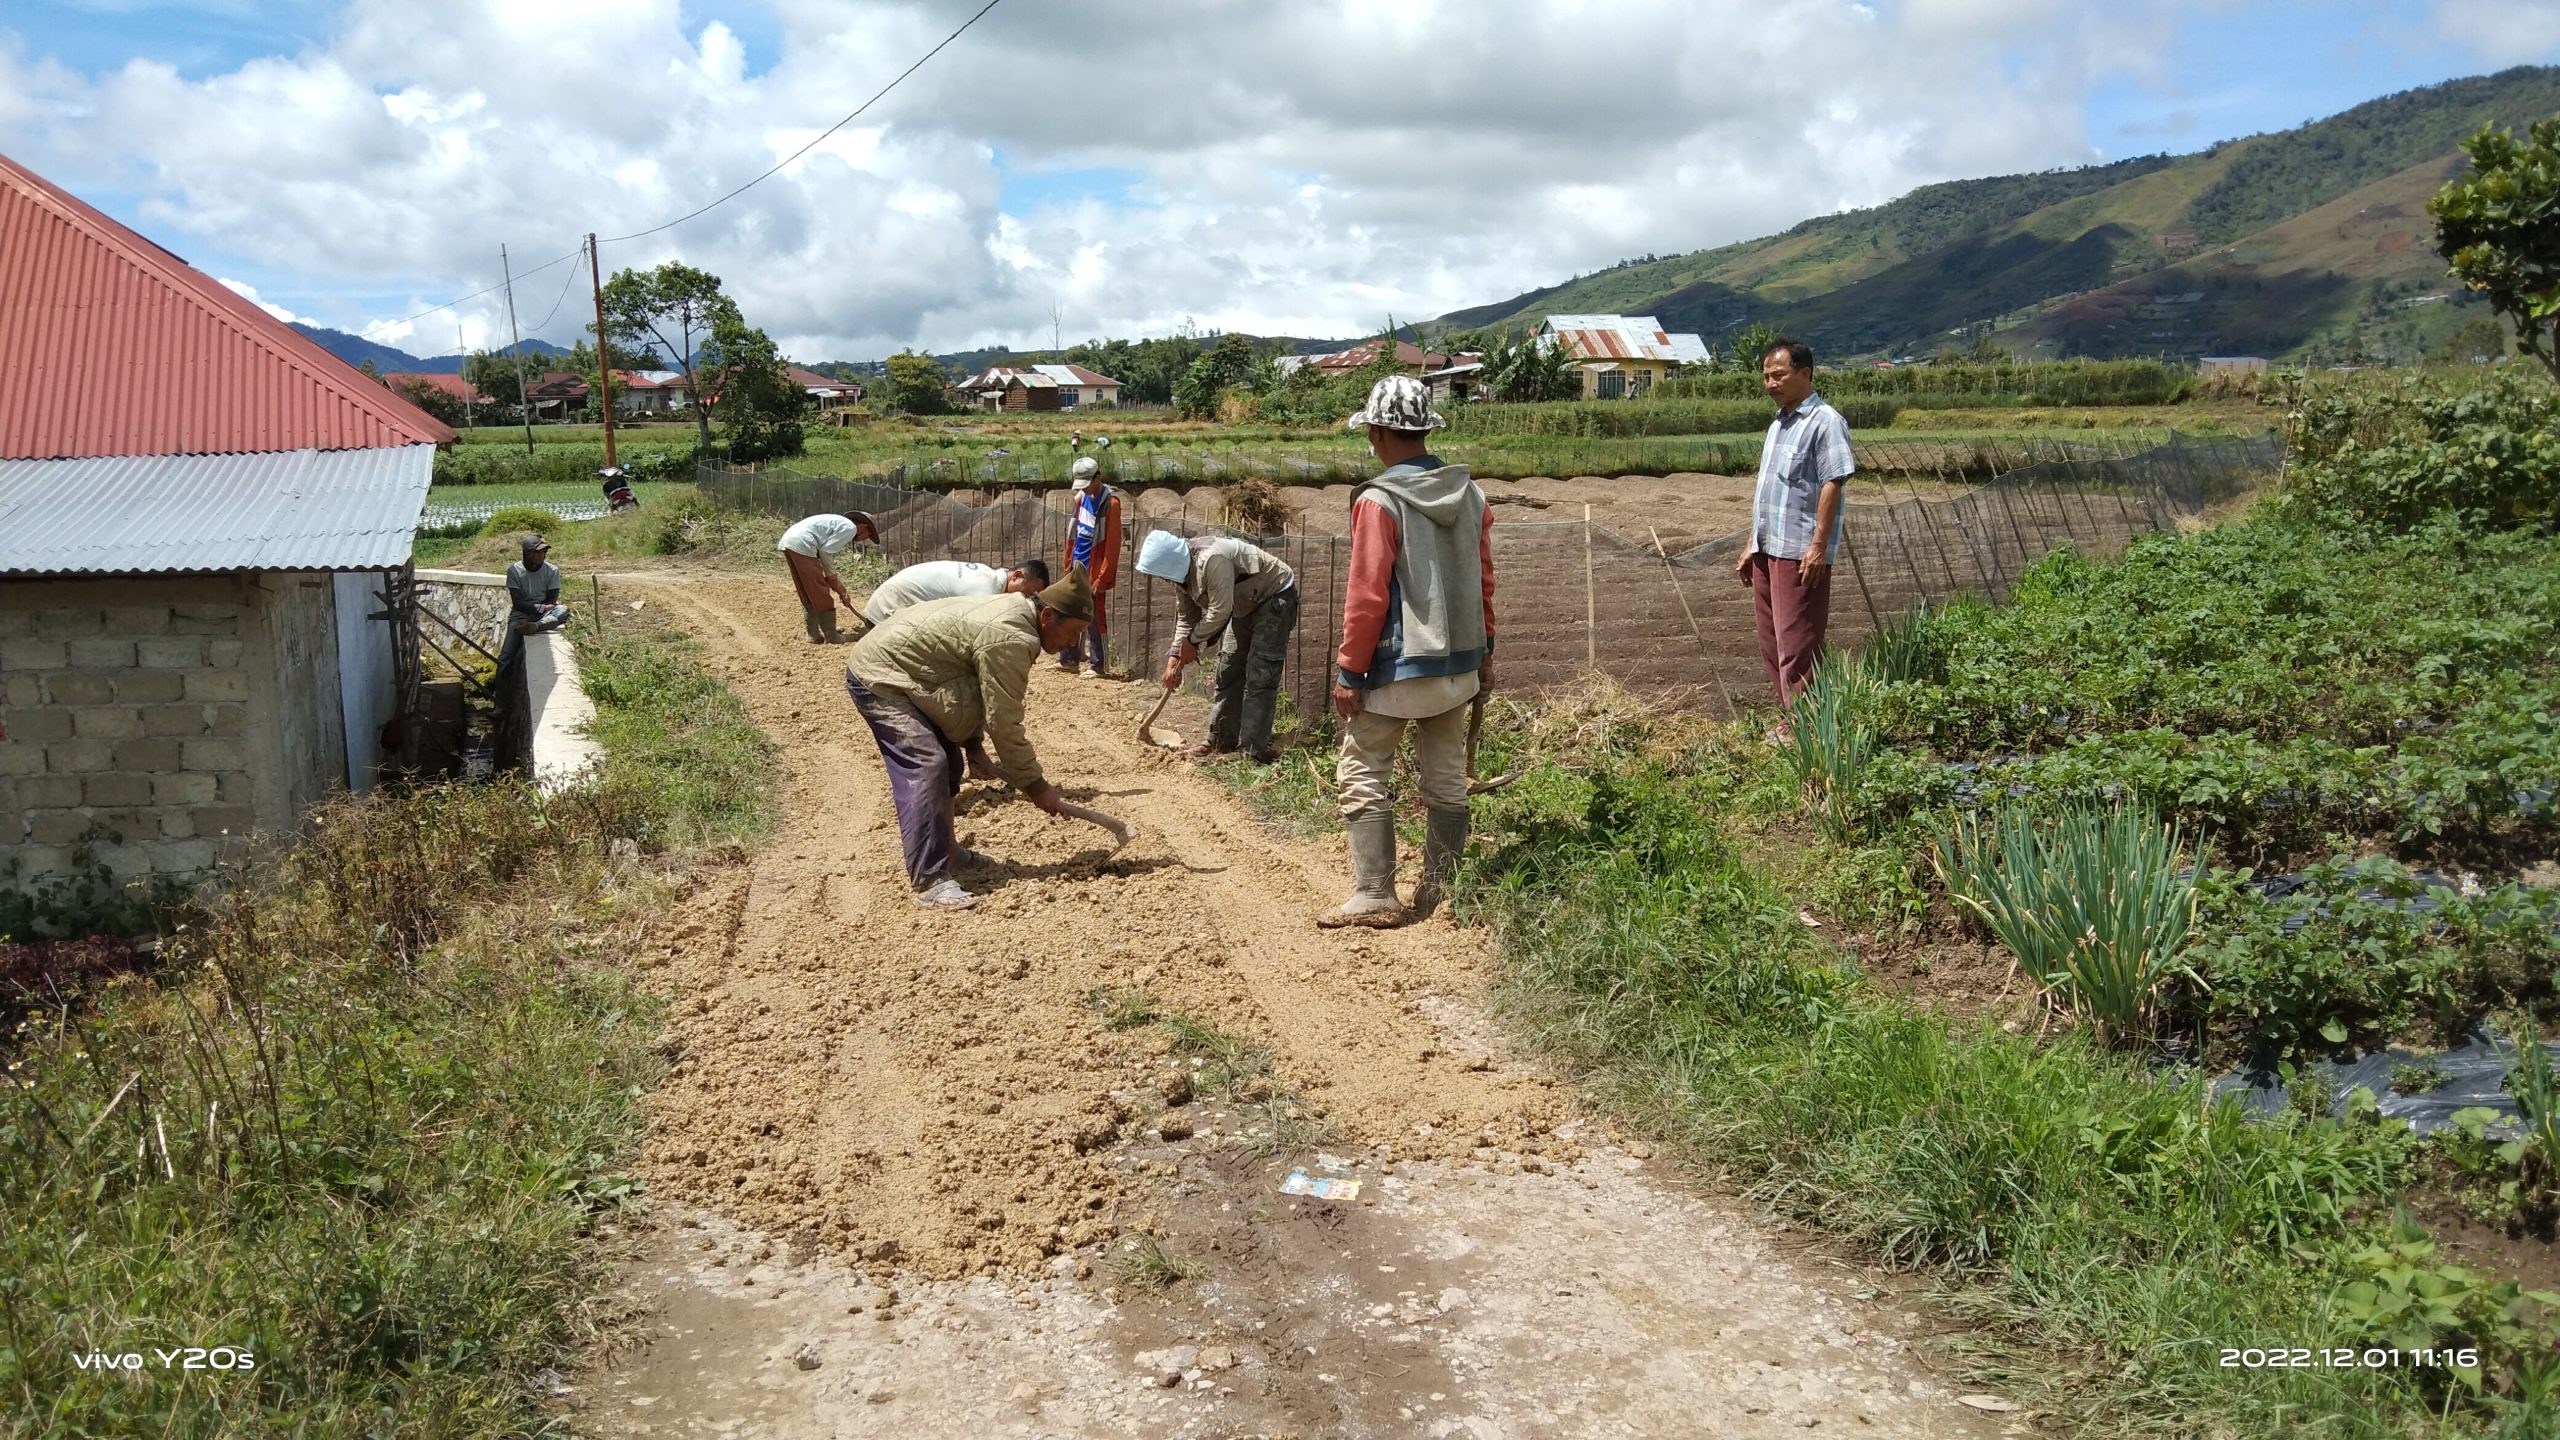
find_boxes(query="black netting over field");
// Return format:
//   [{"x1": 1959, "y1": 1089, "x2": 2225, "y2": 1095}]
[{"x1": 700, "y1": 431, "x2": 2281, "y2": 725}]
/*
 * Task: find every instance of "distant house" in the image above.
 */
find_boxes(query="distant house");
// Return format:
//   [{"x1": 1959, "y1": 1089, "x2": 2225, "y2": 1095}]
[
  {"x1": 382, "y1": 372, "x2": 491, "y2": 408},
  {"x1": 1310, "y1": 339, "x2": 1456, "y2": 378},
  {"x1": 784, "y1": 365, "x2": 864, "y2": 410},
  {"x1": 525, "y1": 370, "x2": 591, "y2": 419},
  {"x1": 954, "y1": 366, "x2": 1063, "y2": 413},
  {"x1": 2199, "y1": 356, "x2": 2269, "y2": 377},
  {"x1": 605, "y1": 370, "x2": 685, "y2": 417},
  {"x1": 1536, "y1": 314, "x2": 1709, "y2": 398},
  {"x1": 1424, "y1": 359, "x2": 1486, "y2": 403},
  {"x1": 1031, "y1": 363, "x2": 1121, "y2": 409},
  {"x1": 1, "y1": 151, "x2": 449, "y2": 895}
]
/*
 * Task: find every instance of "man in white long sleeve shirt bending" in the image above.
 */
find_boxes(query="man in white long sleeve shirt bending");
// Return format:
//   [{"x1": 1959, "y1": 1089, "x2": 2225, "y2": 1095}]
[
  {"x1": 862, "y1": 557, "x2": 1051, "y2": 627},
  {"x1": 777, "y1": 511, "x2": 878, "y2": 644}
]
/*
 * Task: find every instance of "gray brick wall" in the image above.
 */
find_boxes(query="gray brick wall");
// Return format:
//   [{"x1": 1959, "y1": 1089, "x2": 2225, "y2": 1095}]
[{"x1": 2, "y1": 579, "x2": 264, "y2": 888}]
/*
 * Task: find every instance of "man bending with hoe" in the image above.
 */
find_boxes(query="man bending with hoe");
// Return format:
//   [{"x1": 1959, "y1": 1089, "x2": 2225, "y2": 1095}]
[
  {"x1": 864, "y1": 557, "x2": 1050, "y2": 627},
  {"x1": 845, "y1": 566, "x2": 1094, "y2": 910},
  {"x1": 778, "y1": 510, "x2": 879, "y2": 644},
  {"x1": 1736, "y1": 338, "x2": 1853, "y2": 709},
  {"x1": 1136, "y1": 531, "x2": 1300, "y2": 762},
  {"x1": 1321, "y1": 375, "x2": 1496, "y2": 929}
]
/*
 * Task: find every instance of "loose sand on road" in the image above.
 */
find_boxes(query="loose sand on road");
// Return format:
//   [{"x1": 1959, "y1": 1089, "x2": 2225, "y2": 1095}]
[{"x1": 570, "y1": 569, "x2": 2022, "y2": 1438}]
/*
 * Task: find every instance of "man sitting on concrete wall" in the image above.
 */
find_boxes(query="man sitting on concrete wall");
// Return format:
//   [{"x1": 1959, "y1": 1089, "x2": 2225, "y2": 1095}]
[{"x1": 502, "y1": 533, "x2": 572, "y2": 669}]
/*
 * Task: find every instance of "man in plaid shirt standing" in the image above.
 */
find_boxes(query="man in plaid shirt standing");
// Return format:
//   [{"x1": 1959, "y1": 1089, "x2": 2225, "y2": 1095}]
[{"x1": 1737, "y1": 338, "x2": 1854, "y2": 706}]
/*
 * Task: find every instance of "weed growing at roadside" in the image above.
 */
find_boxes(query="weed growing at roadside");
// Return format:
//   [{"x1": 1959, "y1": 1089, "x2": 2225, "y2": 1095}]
[{"x1": 1113, "y1": 1230, "x2": 1204, "y2": 1290}]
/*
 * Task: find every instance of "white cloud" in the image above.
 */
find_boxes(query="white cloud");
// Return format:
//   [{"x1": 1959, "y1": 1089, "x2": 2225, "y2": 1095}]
[
  {"x1": 215, "y1": 276, "x2": 314, "y2": 325},
  {"x1": 2, "y1": 0, "x2": 2234, "y2": 359},
  {"x1": 2433, "y1": 0, "x2": 2560, "y2": 66}
]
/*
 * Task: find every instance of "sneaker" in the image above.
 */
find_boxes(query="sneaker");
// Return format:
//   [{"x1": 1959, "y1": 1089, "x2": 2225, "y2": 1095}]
[
  {"x1": 1081, "y1": 668, "x2": 1111, "y2": 681},
  {"x1": 915, "y1": 878, "x2": 978, "y2": 910}
]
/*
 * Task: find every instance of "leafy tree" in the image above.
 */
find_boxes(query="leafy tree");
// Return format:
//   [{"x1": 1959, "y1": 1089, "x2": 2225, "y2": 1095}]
[
  {"x1": 2431, "y1": 118, "x2": 2560, "y2": 381},
  {"x1": 2433, "y1": 313, "x2": 2509, "y2": 364},
  {"x1": 461, "y1": 350, "x2": 525, "y2": 411},
  {"x1": 1722, "y1": 321, "x2": 1785, "y2": 374},
  {"x1": 707, "y1": 316, "x2": 807, "y2": 462},
  {"x1": 561, "y1": 338, "x2": 656, "y2": 421},
  {"x1": 357, "y1": 358, "x2": 381, "y2": 382},
  {"x1": 390, "y1": 376, "x2": 466, "y2": 427},
  {"x1": 1481, "y1": 332, "x2": 1579, "y2": 401},
  {"x1": 1968, "y1": 331, "x2": 2009, "y2": 363},
  {"x1": 883, "y1": 350, "x2": 953, "y2": 415},
  {"x1": 599, "y1": 262, "x2": 738, "y2": 445}
]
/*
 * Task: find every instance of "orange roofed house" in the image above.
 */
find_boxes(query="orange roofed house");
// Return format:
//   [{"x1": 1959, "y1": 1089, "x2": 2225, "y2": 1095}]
[{"x1": 0, "y1": 150, "x2": 452, "y2": 898}]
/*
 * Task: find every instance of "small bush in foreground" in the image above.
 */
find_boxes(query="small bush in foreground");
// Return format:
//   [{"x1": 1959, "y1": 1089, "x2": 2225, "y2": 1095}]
[{"x1": 476, "y1": 504, "x2": 564, "y2": 539}]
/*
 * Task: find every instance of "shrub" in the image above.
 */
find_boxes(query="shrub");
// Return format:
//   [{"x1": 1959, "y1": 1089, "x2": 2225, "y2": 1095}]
[
  {"x1": 2284, "y1": 368, "x2": 2560, "y2": 532},
  {"x1": 2189, "y1": 858, "x2": 2559, "y2": 1058},
  {"x1": 476, "y1": 505, "x2": 565, "y2": 539}
]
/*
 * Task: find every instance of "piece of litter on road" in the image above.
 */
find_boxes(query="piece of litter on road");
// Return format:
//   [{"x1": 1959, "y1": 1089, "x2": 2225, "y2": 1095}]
[
  {"x1": 1280, "y1": 1169, "x2": 1362, "y2": 1201},
  {"x1": 1956, "y1": 1395, "x2": 2021, "y2": 1412}
]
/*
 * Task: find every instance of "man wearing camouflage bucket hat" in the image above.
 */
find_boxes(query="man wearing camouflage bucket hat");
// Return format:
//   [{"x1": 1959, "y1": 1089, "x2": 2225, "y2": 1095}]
[
  {"x1": 844, "y1": 565, "x2": 1094, "y2": 909},
  {"x1": 1319, "y1": 374, "x2": 1496, "y2": 929}
]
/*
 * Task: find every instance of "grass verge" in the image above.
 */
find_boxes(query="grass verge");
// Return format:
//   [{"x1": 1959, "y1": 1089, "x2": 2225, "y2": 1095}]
[
  {"x1": 0, "y1": 622, "x2": 773, "y2": 1434},
  {"x1": 1202, "y1": 688, "x2": 2544, "y2": 1436}
]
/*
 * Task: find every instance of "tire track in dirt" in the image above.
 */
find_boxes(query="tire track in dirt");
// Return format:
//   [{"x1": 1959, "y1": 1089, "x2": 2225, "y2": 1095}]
[{"x1": 574, "y1": 569, "x2": 2019, "y2": 1438}]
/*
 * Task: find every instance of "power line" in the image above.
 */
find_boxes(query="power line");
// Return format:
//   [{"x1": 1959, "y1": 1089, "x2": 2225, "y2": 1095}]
[
  {"x1": 360, "y1": 0, "x2": 1003, "y2": 335},
  {"x1": 600, "y1": 0, "x2": 1004, "y2": 244},
  {"x1": 526, "y1": 238, "x2": 588, "y2": 331},
  {"x1": 383, "y1": 245, "x2": 583, "y2": 329}
]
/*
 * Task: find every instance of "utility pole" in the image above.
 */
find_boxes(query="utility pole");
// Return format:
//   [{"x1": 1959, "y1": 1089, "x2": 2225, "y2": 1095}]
[
  {"x1": 1050, "y1": 301, "x2": 1062, "y2": 356},
  {"x1": 501, "y1": 244, "x2": 536, "y2": 455},
  {"x1": 457, "y1": 318, "x2": 472, "y2": 432},
  {"x1": 588, "y1": 232, "x2": 617, "y2": 468}
]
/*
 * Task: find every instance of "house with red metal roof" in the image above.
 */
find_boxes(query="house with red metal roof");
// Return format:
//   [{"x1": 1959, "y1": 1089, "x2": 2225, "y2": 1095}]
[
  {"x1": 0, "y1": 149, "x2": 452, "y2": 896},
  {"x1": 1534, "y1": 314, "x2": 1711, "y2": 399},
  {"x1": 383, "y1": 372, "x2": 493, "y2": 408}
]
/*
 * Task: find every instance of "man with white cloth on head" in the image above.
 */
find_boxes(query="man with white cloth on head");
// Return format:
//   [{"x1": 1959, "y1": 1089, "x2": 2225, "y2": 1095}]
[{"x1": 1136, "y1": 531, "x2": 1299, "y2": 763}]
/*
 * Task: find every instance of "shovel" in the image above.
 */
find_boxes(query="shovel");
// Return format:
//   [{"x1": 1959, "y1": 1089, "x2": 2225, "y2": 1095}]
[
  {"x1": 1465, "y1": 690, "x2": 1523, "y2": 795},
  {"x1": 1135, "y1": 682, "x2": 1182, "y2": 750}
]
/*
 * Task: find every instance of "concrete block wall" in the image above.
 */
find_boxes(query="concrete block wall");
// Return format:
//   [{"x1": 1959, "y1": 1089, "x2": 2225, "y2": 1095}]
[{"x1": 1, "y1": 573, "x2": 342, "y2": 889}]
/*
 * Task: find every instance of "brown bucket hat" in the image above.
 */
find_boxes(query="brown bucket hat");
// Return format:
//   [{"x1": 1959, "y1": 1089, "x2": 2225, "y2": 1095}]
[{"x1": 1036, "y1": 563, "x2": 1095, "y2": 622}]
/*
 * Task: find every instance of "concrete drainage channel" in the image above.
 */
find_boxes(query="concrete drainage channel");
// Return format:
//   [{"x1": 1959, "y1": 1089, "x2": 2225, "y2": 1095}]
[{"x1": 412, "y1": 568, "x2": 602, "y2": 790}]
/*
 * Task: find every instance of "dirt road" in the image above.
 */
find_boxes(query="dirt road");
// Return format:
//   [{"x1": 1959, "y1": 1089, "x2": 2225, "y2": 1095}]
[{"x1": 571, "y1": 570, "x2": 2022, "y2": 1439}]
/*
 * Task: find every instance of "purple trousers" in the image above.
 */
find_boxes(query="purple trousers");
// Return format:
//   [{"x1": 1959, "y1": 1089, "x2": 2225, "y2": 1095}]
[{"x1": 845, "y1": 670, "x2": 963, "y2": 889}]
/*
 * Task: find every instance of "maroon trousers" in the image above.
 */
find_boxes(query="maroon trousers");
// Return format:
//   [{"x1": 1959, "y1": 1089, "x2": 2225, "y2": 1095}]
[{"x1": 1746, "y1": 552, "x2": 1832, "y2": 705}]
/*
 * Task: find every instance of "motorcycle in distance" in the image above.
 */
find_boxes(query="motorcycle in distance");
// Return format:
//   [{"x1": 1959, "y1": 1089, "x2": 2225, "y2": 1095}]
[{"x1": 599, "y1": 466, "x2": 640, "y2": 513}]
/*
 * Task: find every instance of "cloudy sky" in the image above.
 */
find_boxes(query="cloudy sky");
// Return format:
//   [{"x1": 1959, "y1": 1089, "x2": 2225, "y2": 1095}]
[{"x1": 6, "y1": 0, "x2": 2558, "y2": 363}]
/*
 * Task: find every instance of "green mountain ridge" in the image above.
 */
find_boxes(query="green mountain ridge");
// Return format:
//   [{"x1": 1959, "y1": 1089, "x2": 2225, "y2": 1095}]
[{"x1": 1438, "y1": 66, "x2": 2560, "y2": 363}]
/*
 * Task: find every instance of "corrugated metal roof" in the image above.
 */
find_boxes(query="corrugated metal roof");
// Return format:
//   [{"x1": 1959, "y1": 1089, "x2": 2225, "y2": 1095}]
[
  {"x1": 0, "y1": 446, "x2": 434, "y2": 574},
  {"x1": 1541, "y1": 313, "x2": 1710, "y2": 365},
  {"x1": 0, "y1": 150, "x2": 454, "y2": 460}
]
